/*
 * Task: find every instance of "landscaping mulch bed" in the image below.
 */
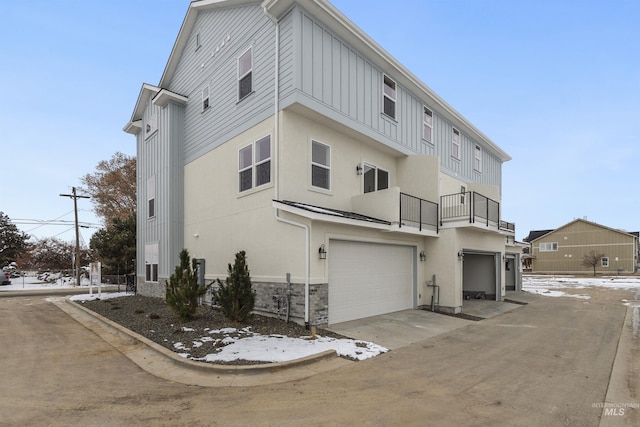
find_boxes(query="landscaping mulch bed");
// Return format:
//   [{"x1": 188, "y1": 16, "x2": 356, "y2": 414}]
[{"x1": 76, "y1": 295, "x2": 345, "y2": 365}]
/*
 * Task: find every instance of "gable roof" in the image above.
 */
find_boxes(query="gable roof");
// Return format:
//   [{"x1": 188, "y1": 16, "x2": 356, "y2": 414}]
[
  {"x1": 529, "y1": 218, "x2": 637, "y2": 243},
  {"x1": 140, "y1": 0, "x2": 510, "y2": 162},
  {"x1": 523, "y1": 229, "x2": 554, "y2": 243}
]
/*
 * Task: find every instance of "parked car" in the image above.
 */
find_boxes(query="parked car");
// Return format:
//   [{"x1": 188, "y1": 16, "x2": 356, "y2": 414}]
[{"x1": 1, "y1": 271, "x2": 10, "y2": 285}]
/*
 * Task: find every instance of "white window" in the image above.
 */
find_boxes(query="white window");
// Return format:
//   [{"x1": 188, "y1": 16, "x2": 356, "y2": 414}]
[
  {"x1": 238, "y1": 47, "x2": 253, "y2": 100},
  {"x1": 145, "y1": 243, "x2": 158, "y2": 282},
  {"x1": 147, "y1": 176, "x2": 156, "y2": 219},
  {"x1": 363, "y1": 163, "x2": 389, "y2": 194},
  {"x1": 202, "y1": 85, "x2": 210, "y2": 111},
  {"x1": 539, "y1": 242, "x2": 559, "y2": 252},
  {"x1": 311, "y1": 140, "x2": 331, "y2": 190},
  {"x1": 474, "y1": 145, "x2": 482, "y2": 172},
  {"x1": 452, "y1": 128, "x2": 460, "y2": 159},
  {"x1": 423, "y1": 106, "x2": 433, "y2": 142},
  {"x1": 238, "y1": 135, "x2": 271, "y2": 192},
  {"x1": 383, "y1": 75, "x2": 396, "y2": 119},
  {"x1": 601, "y1": 257, "x2": 609, "y2": 267}
]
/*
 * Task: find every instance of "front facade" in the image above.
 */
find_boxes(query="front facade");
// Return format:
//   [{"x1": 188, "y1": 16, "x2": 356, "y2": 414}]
[
  {"x1": 124, "y1": 0, "x2": 517, "y2": 326},
  {"x1": 529, "y1": 219, "x2": 638, "y2": 274}
]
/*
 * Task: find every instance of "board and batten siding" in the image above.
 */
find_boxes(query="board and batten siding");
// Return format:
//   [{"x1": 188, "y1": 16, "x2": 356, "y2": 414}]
[
  {"x1": 168, "y1": 4, "x2": 276, "y2": 165},
  {"x1": 138, "y1": 98, "x2": 185, "y2": 280},
  {"x1": 283, "y1": 5, "x2": 502, "y2": 188}
]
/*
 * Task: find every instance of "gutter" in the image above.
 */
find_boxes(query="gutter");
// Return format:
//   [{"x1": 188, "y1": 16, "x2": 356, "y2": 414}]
[{"x1": 263, "y1": 6, "x2": 311, "y2": 329}]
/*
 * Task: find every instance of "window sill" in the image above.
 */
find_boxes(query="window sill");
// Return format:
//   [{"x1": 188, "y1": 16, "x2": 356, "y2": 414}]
[
  {"x1": 237, "y1": 91, "x2": 255, "y2": 105},
  {"x1": 237, "y1": 181, "x2": 273, "y2": 199},
  {"x1": 381, "y1": 112, "x2": 398, "y2": 123}
]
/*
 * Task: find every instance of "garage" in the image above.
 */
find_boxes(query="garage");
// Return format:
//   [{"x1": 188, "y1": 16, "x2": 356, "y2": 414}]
[
  {"x1": 328, "y1": 240, "x2": 415, "y2": 324},
  {"x1": 462, "y1": 252, "x2": 499, "y2": 301}
]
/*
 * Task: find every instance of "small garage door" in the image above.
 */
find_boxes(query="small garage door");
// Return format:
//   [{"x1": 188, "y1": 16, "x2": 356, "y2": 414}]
[
  {"x1": 328, "y1": 240, "x2": 414, "y2": 324},
  {"x1": 462, "y1": 253, "x2": 498, "y2": 300}
]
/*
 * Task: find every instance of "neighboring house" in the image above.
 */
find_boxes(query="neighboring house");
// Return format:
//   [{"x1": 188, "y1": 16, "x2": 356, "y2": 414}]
[
  {"x1": 528, "y1": 219, "x2": 638, "y2": 274},
  {"x1": 124, "y1": 0, "x2": 518, "y2": 327}
]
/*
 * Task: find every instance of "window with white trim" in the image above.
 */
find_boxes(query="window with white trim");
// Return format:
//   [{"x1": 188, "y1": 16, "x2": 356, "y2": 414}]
[
  {"x1": 383, "y1": 75, "x2": 396, "y2": 119},
  {"x1": 363, "y1": 163, "x2": 389, "y2": 194},
  {"x1": 423, "y1": 106, "x2": 433, "y2": 143},
  {"x1": 452, "y1": 128, "x2": 460, "y2": 159},
  {"x1": 145, "y1": 243, "x2": 158, "y2": 282},
  {"x1": 202, "y1": 85, "x2": 210, "y2": 111},
  {"x1": 539, "y1": 242, "x2": 558, "y2": 252},
  {"x1": 238, "y1": 47, "x2": 253, "y2": 100},
  {"x1": 601, "y1": 257, "x2": 609, "y2": 267},
  {"x1": 311, "y1": 140, "x2": 331, "y2": 190},
  {"x1": 147, "y1": 176, "x2": 156, "y2": 219},
  {"x1": 238, "y1": 135, "x2": 271, "y2": 193},
  {"x1": 474, "y1": 145, "x2": 482, "y2": 172}
]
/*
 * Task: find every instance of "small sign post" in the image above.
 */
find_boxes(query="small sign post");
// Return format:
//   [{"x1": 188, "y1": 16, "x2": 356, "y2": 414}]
[{"x1": 90, "y1": 262, "x2": 102, "y2": 297}]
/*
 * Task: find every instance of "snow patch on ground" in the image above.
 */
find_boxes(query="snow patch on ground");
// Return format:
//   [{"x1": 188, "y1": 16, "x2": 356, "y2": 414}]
[{"x1": 523, "y1": 275, "x2": 640, "y2": 300}]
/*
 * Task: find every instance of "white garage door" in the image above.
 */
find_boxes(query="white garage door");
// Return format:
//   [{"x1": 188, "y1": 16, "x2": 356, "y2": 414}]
[{"x1": 328, "y1": 240, "x2": 414, "y2": 324}]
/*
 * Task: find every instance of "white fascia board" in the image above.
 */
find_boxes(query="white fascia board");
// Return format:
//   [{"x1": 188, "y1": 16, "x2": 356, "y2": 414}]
[
  {"x1": 129, "y1": 83, "x2": 160, "y2": 123},
  {"x1": 123, "y1": 120, "x2": 143, "y2": 135},
  {"x1": 152, "y1": 89, "x2": 188, "y2": 107},
  {"x1": 159, "y1": 0, "x2": 260, "y2": 88}
]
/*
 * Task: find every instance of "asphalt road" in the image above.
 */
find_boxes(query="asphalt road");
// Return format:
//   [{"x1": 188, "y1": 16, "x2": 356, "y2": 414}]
[{"x1": 0, "y1": 287, "x2": 637, "y2": 426}]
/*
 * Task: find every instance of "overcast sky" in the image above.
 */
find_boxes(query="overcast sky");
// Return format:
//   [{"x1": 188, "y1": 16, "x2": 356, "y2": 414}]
[{"x1": 2, "y1": 0, "x2": 638, "y2": 244}]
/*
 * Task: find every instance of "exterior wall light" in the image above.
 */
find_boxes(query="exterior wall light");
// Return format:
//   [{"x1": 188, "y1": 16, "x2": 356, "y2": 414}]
[
  {"x1": 319, "y1": 244, "x2": 327, "y2": 260},
  {"x1": 356, "y1": 164, "x2": 363, "y2": 175},
  {"x1": 419, "y1": 251, "x2": 426, "y2": 262},
  {"x1": 458, "y1": 251, "x2": 464, "y2": 261}
]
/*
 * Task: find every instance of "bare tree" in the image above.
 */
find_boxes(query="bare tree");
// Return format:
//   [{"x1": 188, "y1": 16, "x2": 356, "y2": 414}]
[
  {"x1": 581, "y1": 250, "x2": 605, "y2": 276},
  {"x1": 80, "y1": 152, "x2": 136, "y2": 225}
]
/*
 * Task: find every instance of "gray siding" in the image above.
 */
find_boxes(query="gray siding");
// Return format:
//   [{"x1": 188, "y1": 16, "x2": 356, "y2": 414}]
[
  {"x1": 282, "y1": 5, "x2": 502, "y2": 188},
  {"x1": 137, "y1": 98, "x2": 185, "y2": 281},
  {"x1": 168, "y1": 4, "x2": 276, "y2": 164}
]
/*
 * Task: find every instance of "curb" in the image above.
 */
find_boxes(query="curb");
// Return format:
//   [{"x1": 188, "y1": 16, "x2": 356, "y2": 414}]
[{"x1": 53, "y1": 297, "x2": 347, "y2": 387}]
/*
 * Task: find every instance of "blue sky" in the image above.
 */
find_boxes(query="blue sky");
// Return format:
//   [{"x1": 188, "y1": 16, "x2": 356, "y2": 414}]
[{"x1": 1, "y1": 0, "x2": 639, "y2": 244}]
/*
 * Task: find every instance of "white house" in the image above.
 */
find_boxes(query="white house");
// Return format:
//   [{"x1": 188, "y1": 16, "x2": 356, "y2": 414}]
[{"x1": 124, "y1": 0, "x2": 518, "y2": 327}]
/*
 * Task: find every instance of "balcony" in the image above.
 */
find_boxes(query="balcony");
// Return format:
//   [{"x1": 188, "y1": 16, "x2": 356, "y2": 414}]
[
  {"x1": 440, "y1": 191, "x2": 515, "y2": 234},
  {"x1": 399, "y1": 192, "x2": 438, "y2": 233},
  {"x1": 351, "y1": 187, "x2": 439, "y2": 236}
]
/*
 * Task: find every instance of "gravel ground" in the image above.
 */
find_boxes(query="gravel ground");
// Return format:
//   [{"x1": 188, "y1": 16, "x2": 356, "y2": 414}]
[{"x1": 76, "y1": 295, "x2": 345, "y2": 365}]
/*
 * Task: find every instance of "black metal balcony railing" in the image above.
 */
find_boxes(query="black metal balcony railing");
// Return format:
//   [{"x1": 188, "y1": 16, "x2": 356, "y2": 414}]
[
  {"x1": 399, "y1": 192, "x2": 439, "y2": 232},
  {"x1": 440, "y1": 191, "x2": 513, "y2": 233}
]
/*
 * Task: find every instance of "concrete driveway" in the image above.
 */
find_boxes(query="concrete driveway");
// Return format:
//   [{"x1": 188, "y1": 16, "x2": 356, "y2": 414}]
[
  {"x1": 0, "y1": 287, "x2": 637, "y2": 426},
  {"x1": 328, "y1": 295, "x2": 527, "y2": 350}
]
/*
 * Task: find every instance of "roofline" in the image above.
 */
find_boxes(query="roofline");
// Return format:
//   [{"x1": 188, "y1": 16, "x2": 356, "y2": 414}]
[
  {"x1": 530, "y1": 218, "x2": 639, "y2": 242},
  {"x1": 155, "y1": 0, "x2": 510, "y2": 162}
]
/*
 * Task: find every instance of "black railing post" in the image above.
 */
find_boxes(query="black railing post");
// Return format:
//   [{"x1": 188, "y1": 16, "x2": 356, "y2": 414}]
[
  {"x1": 419, "y1": 199, "x2": 422, "y2": 231},
  {"x1": 399, "y1": 193, "x2": 402, "y2": 229}
]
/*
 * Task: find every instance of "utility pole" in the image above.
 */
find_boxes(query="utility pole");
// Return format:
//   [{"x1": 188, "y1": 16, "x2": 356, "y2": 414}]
[{"x1": 60, "y1": 187, "x2": 90, "y2": 286}]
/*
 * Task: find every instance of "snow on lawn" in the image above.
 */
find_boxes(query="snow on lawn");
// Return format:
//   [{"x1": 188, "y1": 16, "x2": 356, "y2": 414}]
[
  {"x1": 523, "y1": 275, "x2": 640, "y2": 300},
  {"x1": 70, "y1": 292, "x2": 387, "y2": 363}
]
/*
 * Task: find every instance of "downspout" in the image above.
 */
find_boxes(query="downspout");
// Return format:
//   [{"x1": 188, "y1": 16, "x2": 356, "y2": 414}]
[{"x1": 264, "y1": 6, "x2": 311, "y2": 329}]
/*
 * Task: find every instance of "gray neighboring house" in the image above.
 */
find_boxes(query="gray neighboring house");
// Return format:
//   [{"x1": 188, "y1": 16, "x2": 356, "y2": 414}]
[{"x1": 124, "y1": 0, "x2": 518, "y2": 327}]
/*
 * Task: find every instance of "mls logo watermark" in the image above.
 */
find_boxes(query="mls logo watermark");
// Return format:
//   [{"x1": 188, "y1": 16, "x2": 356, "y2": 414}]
[{"x1": 593, "y1": 402, "x2": 639, "y2": 417}]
